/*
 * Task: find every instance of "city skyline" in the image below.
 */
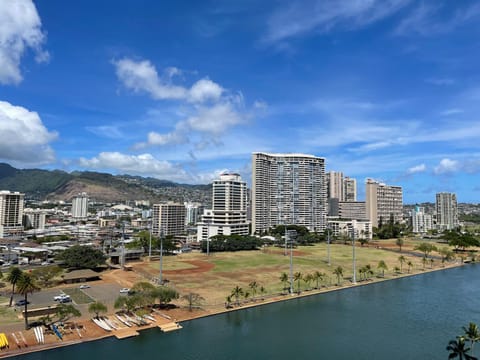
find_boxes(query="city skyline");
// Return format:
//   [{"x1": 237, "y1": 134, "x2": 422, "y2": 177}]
[{"x1": 1, "y1": 1, "x2": 480, "y2": 203}]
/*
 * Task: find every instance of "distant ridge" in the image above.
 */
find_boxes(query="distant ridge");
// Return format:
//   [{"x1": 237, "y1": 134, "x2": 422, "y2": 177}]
[{"x1": 0, "y1": 163, "x2": 211, "y2": 203}]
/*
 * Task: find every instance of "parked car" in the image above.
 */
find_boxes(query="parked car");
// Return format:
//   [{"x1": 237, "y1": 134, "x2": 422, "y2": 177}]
[
  {"x1": 15, "y1": 299, "x2": 29, "y2": 306},
  {"x1": 119, "y1": 288, "x2": 130, "y2": 293},
  {"x1": 59, "y1": 297, "x2": 72, "y2": 303},
  {"x1": 53, "y1": 294, "x2": 70, "y2": 301},
  {"x1": 79, "y1": 284, "x2": 90, "y2": 289}
]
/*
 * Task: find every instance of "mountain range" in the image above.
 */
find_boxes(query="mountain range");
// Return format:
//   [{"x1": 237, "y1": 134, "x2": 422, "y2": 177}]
[{"x1": 0, "y1": 163, "x2": 211, "y2": 204}]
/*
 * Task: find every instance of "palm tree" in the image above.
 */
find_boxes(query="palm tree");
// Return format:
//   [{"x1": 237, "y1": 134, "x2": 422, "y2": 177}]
[
  {"x1": 312, "y1": 271, "x2": 325, "y2": 289},
  {"x1": 430, "y1": 258, "x2": 434, "y2": 269},
  {"x1": 293, "y1": 272, "x2": 303, "y2": 293},
  {"x1": 377, "y1": 260, "x2": 388, "y2": 277},
  {"x1": 396, "y1": 238, "x2": 404, "y2": 252},
  {"x1": 446, "y1": 336, "x2": 477, "y2": 359},
  {"x1": 6, "y1": 267, "x2": 23, "y2": 307},
  {"x1": 421, "y1": 256, "x2": 428, "y2": 270},
  {"x1": 398, "y1": 255, "x2": 406, "y2": 273},
  {"x1": 365, "y1": 264, "x2": 373, "y2": 280},
  {"x1": 358, "y1": 266, "x2": 365, "y2": 281},
  {"x1": 259, "y1": 286, "x2": 266, "y2": 300},
  {"x1": 407, "y1": 260, "x2": 413, "y2": 273},
  {"x1": 16, "y1": 273, "x2": 40, "y2": 329},
  {"x1": 88, "y1": 301, "x2": 107, "y2": 319},
  {"x1": 302, "y1": 273, "x2": 312, "y2": 290},
  {"x1": 463, "y1": 323, "x2": 480, "y2": 354},
  {"x1": 393, "y1": 266, "x2": 400, "y2": 274},
  {"x1": 249, "y1": 281, "x2": 258, "y2": 300},
  {"x1": 279, "y1": 272, "x2": 289, "y2": 292},
  {"x1": 333, "y1": 266, "x2": 343, "y2": 285},
  {"x1": 231, "y1": 286, "x2": 243, "y2": 306}
]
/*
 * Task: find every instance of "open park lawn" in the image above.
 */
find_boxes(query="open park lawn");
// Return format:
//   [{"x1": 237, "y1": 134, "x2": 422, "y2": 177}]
[{"x1": 129, "y1": 238, "x2": 457, "y2": 307}]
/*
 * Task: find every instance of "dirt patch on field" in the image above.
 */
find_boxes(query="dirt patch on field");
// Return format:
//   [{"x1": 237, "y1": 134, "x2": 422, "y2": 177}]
[
  {"x1": 263, "y1": 249, "x2": 308, "y2": 256},
  {"x1": 163, "y1": 260, "x2": 215, "y2": 275}
]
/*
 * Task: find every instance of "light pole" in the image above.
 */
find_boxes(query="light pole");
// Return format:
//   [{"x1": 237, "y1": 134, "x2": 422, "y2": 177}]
[
  {"x1": 121, "y1": 222, "x2": 125, "y2": 270},
  {"x1": 148, "y1": 219, "x2": 152, "y2": 258},
  {"x1": 327, "y1": 225, "x2": 331, "y2": 266},
  {"x1": 159, "y1": 228, "x2": 164, "y2": 285},
  {"x1": 352, "y1": 228, "x2": 357, "y2": 284},
  {"x1": 289, "y1": 234, "x2": 294, "y2": 295}
]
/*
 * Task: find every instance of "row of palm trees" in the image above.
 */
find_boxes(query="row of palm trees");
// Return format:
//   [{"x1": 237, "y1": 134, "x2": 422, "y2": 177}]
[
  {"x1": 226, "y1": 281, "x2": 267, "y2": 307},
  {"x1": 3, "y1": 267, "x2": 40, "y2": 329},
  {"x1": 447, "y1": 322, "x2": 480, "y2": 359}
]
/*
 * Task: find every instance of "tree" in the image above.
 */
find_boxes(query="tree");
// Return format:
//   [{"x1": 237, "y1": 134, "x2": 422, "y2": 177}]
[
  {"x1": 181, "y1": 292, "x2": 204, "y2": 311},
  {"x1": 407, "y1": 260, "x2": 413, "y2": 273},
  {"x1": 88, "y1": 301, "x2": 108, "y2": 319},
  {"x1": 393, "y1": 266, "x2": 400, "y2": 274},
  {"x1": 16, "y1": 273, "x2": 40, "y2": 329},
  {"x1": 151, "y1": 286, "x2": 179, "y2": 307},
  {"x1": 249, "y1": 281, "x2": 258, "y2": 300},
  {"x1": 280, "y1": 272, "x2": 289, "y2": 292},
  {"x1": 414, "y1": 242, "x2": 437, "y2": 258},
  {"x1": 312, "y1": 271, "x2": 325, "y2": 289},
  {"x1": 333, "y1": 266, "x2": 343, "y2": 285},
  {"x1": 398, "y1": 255, "x2": 406, "y2": 273},
  {"x1": 231, "y1": 286, "x2": 244, "y2": 306},
  {"x1": 421, "y1": 256, "x2": 428, "y2": 270},
  {"x1": 439, "y1": 247, "x2": 455, "y2": 266},
  {"x1": 293, "y1": 272, "x2": 303, "y2": 293},
  {"x1": 59, "y1": 245, "x2": 106, "y2": 269},
  {"x1": 358, "y1": 266, "x2": 365, "y2": 281},
  {"x1": 430, "y1": 258, "x2": 434, "y2": 269},
  {"x1": 304, "y1": 273, "x2": 314, "y2": 291},
  {"x1": 6, "y1": 267, "x2": 23, "y2": 307},
  {"x1": 259, "y1": 286, "x2": 267, "y2": 299},
  {"x1": 377, "y1": 260, "x2": 388, "y2": 277},
  {"x1": 52, "y1": 303, "x2": 81, "y2": 324},
  {"x1": 365, "y1": 264, "x2": 374, "y2": 280},
  {"x1": 446, "y1": 336, "x2": 477, "y2": 360},
  {"x1": 31, "y1": 265, "x2": 63, "y2": 287},
  {"x1": 463, "y1": 323, "x2": 480, "y2": 354},
  {"x1": 396, "y1": 238, "x2": 404, "y2": 252}
]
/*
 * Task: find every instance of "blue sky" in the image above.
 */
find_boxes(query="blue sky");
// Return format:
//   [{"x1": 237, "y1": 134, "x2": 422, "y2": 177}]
[{"x1": 1, "y1": 0, "x2": 480, "y2": 203}]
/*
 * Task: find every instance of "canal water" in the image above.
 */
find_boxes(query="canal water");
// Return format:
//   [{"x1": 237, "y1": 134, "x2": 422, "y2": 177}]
[{"x1": 12, "y1": 264, "x2": 480, "y2": 359}]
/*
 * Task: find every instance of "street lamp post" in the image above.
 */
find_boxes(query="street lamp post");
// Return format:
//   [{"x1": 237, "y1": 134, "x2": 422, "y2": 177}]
[
  {"x1": 327, "y1": 225, "x2": 331, "y2": 266},
  {"x1": 159, "y1": 228, "x2": 164, "y2": 284},
  {"x1": 148, "y1": 220, "x2": 152, "y2": 258},
  {"x1": 289, "y1": 234, "x2": 294, "y2": 295},
  {"x1": 352, "y1": 229, "x2": 357, "y2": 284}
]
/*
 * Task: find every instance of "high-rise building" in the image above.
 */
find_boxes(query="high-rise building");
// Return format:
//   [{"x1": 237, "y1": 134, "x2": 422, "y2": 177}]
[
  {"x1": 23, "y1": 209, "x2": 46, "y2": 230},
  {"x1": 412, "y1": 206, "x2": 433, "y2": 234},
  {"x1": 328, "y1": 171, "x2": 344, "y2": 200},
  {"x1": 343, "y1": 177, "x2": 357, "y2": 202},
  {"x1": 197, "y1": 173, "x2": 249, "y2": 241},
  {"x1": 435, "y1": 193, "x2": 458, "y2": 231},
  {"x1": 252, "y1": 152, "x2": 327, "y2": 234},
  {"x1": 0, "y1": 191, "x2": 25, "y2": 238},
  {"x1": 152, "y1": 202, "x2": 186, "y2": 237},
  {"x1": 71, "y1": 192, "x2": 88, "y2": 220},
  {"x1": 185, "y1": 202, "x2": 202, "y2": 226},
  {"x1": 365, "y1": 179, "x2": 403, "y2": 228}
]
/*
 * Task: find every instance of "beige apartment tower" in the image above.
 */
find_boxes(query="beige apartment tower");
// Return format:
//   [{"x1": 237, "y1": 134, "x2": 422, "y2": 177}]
[
  {"x1": 252, "y1": 152, "x2": 327, "y2": 234},
  {"x1": 0, "y1": 191, "x2": 25, "y2": 238},
  {"x1": 435, "y1": 192, "x2": 458, "y2": 231},
  {"x1": 152, "y1": 202, "x2": 186, "y2": 237},
  {"x1": 365, "y1": 179, "x2": 403, "y2": 228}
]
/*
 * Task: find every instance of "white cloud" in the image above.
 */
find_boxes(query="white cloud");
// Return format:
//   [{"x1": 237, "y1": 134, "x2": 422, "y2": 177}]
[
  {"x1": 117, "y1": 58, "x2": 251, "y2": 151},
  {"x1": 85, "y1": 125, "x2": 124, "y2": 139},
  {"x1": 114, "y1": 58, "x2": 224, "y2": 104},
  {"x1": 434, "y1": 158, "x2": 459, "y2": 175},
  {"x1": 407, "y1": 163, "x2": 426, "y2": 174},
  {"x1": 425, "y1": 78, "x2": 455, "y2": 86},
  {"x1": 440, "y1": 108, "x2": 463, "y2": 116},
  {"x1": 78, "y1": 152, "x2": 190, "y2": 181},
  {"x1": 396, "y1": 2, "x2": 480, "y2": 36},
  {"x1": 0, "y1": 100, "x2": 57, "y2": 164},
  {"x1": 263, "y1": 0, "x2": 411, "y2": 43},
  {"x1": 0, "y1": 0, "x2": 49, "y2": 85},
  {"x1": 114, "y1": 58, "x2": 187, "y2": 100},
  {"x1": 188, "y1": 79, "x2": 224, "y2": 103}
]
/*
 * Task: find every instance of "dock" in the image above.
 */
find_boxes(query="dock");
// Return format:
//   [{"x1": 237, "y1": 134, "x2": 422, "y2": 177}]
[
  {"x1": 158, "y1": 322, "x2": 182, "y2": 332},
  {"x1": 114, "y1": 328, "x2": 139, "y2": 339}
]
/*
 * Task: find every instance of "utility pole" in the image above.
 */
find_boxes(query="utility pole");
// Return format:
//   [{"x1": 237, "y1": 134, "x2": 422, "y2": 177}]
[
  {"x1": 159, "y1": 228, "x2": 164, "y2": 284},
  {"x1": 352, "y1": 227, "x2": 357, "y2": 284},
  {"x1": 327, "y1": 225, "x2": 331, "y2": 266},
  {"x1": 148, "y1": 218, "x2": 152, "y2": 258},
  {"x1": 121, "y1": 222, "x2": 125, "y2": 270},
  {"x1": 289, "y1": 233, "x2": 294, "y2": 295}
]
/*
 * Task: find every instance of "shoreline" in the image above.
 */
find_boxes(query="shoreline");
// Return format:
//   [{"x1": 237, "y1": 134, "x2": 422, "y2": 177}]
[{"x1": 0, "y1": 261, "x2": 466, "y2": 359}]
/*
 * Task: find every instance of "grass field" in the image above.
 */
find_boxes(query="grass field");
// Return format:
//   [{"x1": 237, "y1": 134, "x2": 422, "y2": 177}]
[{"x1": 133, "y1": 238, "x2": 461, "y2": 307}]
